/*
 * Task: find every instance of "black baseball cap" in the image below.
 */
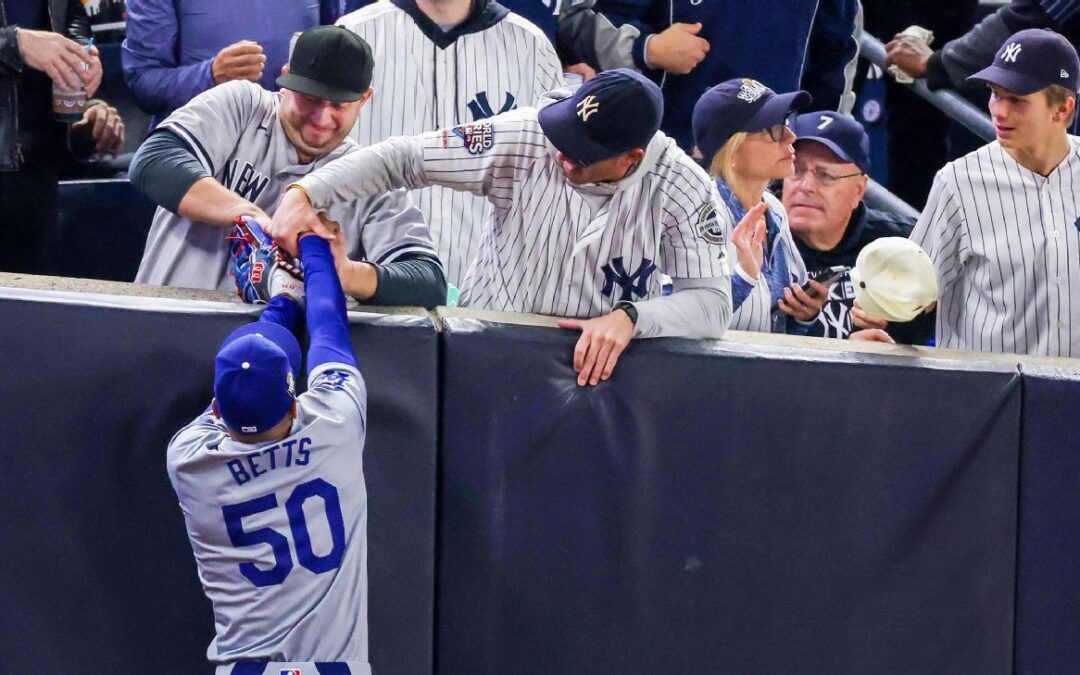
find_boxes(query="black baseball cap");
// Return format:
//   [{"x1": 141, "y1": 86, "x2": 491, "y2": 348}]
[
  {"x1": 792, "y1": 111, "x2": 871, "y2": 173},
  {"x1": 692, "y1": 78, "x2": 812, "y2": 165},
  {"x1": 537, "y1": 68, "x2": 663, "y2": 166},
  {"x1": 968, "y1": 28, "x2": 1080, "y2": 95},
  {"x1": 276, "y1": 26, "x2": 374, "y2": 103}
]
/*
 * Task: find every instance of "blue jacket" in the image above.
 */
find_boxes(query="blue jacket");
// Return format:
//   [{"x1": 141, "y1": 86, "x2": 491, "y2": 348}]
[
  {"x1": 592, "y1": 0, "x2": 859, "y2": 152},
  {"x1": 122, "y1": 0, "x2": 345, "y2": 128}
]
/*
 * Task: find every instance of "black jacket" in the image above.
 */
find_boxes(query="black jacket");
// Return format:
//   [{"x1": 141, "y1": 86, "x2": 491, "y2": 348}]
[
  {"x1": 0, "y1": 0, "x2": 91, "y2": 171},
  {"x1": 926, "y1": 0, "x2": 1080, "y2": 91},
  {"x1": 795, "y1": 203, "x2": 936, "y2": 345}
]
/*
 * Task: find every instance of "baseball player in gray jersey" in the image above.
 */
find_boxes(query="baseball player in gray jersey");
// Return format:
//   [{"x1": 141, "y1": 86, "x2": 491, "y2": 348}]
[
  {"x1": 168, "y1": 232, "x2": 370, "y2": 672},
  {"x1": 911, "y1": 28, "x2": 1080, "y2": 357},
  {"x1": 130, "y1": 27, "x2": 445, "y2": 309},
  {"x1": 273, "y1": 69, "x2": 732, "y2": 385},
  {"x1": 337, "y1": 0, "x2": 563, "y2": 286}
]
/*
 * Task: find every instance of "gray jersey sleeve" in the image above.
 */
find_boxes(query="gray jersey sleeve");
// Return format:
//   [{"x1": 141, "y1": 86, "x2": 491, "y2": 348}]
[
  {"x1": 156, "y1": 80, "x2": 265, "y2": 175},
  {"x1": 659, "y1": 179, "x2": 731, "y2": 280},
  {"x1": 557, "y1": 0, "x2": 641, "y2": 71},
  {"x1": 302, "y1": 363, "x2": 367, "y2": 430},
  {"x1": 297, "y1": 109, "x2": 550, "y2": 219},
  {"x1": 633, "y1": 277, "x2": 732, "y2": 339},
  {"x1": 326, "y1": 186, "x2": 438, "y2": 266},
  {"x1": 909, "y1": 167, "x2": 970, "y2": 295}
]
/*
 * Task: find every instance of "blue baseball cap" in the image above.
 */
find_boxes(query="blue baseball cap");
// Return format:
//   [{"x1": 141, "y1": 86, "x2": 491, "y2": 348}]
[
  {"x1": 792, "y1": 111, "x2": 870, "y2": 173},
  {"x1": 214, "y1": 322, "x2": 301, "y2": 435},
  {"x1": 693, "y1": 78, "x2": 812, "y2": 165},
  {"x1": 538, "y1": 68, "x2": 663, "y2": 166},
  {"x1": 968, "y1": 29, "x2": 1080, "y2": 95}
]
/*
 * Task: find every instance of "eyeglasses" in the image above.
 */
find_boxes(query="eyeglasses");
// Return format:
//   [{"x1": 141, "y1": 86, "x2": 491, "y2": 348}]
[
  {"x1": 789, "y1": 163, "x2": 865, "y2": 186},
  {"x1": 758, "y1": 111, "x2": 796, "y2": 142}
]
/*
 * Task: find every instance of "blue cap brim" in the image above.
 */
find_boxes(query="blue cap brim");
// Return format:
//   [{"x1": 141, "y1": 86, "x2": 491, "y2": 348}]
[
  {"x1": 967, "y1": 65, "x2": 1046, "y2": 96},
  {"x1": 793, "y1": 136, "x2": 868, "y2": 172},
  {"x1": 745, "y1": 90, "x2": 813, "y2": 132},
  {"x1": 537, "y1": 98, "x2": 622, "y2": 166},
  {"x1": 219, "y1": 322, "x2": 302, "y2": 380}
]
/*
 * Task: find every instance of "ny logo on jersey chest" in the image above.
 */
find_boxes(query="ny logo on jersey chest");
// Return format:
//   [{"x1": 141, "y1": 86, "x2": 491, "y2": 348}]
[
  {"x1": 602, "y1": 257, "x2": 657, "y2": 301},
  {"x1": 468, "y1": 91, "x2": 516, "y2": 120}
]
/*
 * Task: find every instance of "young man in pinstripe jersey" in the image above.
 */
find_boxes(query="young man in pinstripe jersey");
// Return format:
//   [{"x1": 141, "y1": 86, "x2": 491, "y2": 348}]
[
  {"x1": 270, "y1": 70, "x2": 735, "y2": 386},
  {"x1": 337, "y1": 0, "x2": 564, "y2": 287},
  {"x1": 910, "y1": 29, "x2": 1080, "y2": 357}
]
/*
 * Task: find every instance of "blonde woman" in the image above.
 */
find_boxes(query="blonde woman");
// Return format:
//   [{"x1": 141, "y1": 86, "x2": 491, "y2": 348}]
[{"x1": 692, "y1": 79, "x2": 829, "y2": 333}]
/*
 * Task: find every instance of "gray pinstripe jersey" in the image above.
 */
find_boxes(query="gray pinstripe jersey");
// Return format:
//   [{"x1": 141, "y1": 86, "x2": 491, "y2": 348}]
[
  {"x1": 910, "y1": 138, "x2": 1080, "y2": 357},
  {"x1": 296, "y1": 107, "x2": 729, "y2": 318},
  {"x1": 168, "y1": 363, "x2": 369, "y2": 669},
  {"x1": 135, "y1": 80, "x2": 436, "y2": 291},
  {"x1": 338, "y1": 2, "x2": 563, "y2": 285}
]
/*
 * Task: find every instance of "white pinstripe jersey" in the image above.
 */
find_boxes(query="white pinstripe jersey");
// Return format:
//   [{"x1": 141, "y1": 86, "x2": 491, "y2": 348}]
[
  {"x1": 296, "y1": 107, "x2": 730, "y2": 318},
  {"x1": 135, "y1": 81, "x2": 436, "y2": 292},
  {"x1": 911, "y1": 138, "x2": 1080, "y2": 358},
  {"x1": 337, "y1": 0, "x2": 563, "y2": 285}
]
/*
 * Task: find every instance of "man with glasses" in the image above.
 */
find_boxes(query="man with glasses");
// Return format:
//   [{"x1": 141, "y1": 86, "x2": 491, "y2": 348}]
[{"x1": 782, "y1": 111, "x2": 934, "y2": 343}]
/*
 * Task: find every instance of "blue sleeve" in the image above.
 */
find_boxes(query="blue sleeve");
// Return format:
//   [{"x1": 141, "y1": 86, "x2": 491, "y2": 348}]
[
  {"x1": 731, "y1": 276, "x2": 755, "y2": 311},
  {"x1": 320, "y1": 0, "x2": 345, "y2": 24},
  {"x1": 300, "y1": 236, "x2": 358, "y2": 370},
  {"x1": 800, "y1": 0, "x2": 858, "y2": 111},
  {"x1": 784, "y1": 317, "x2": 814, "y2": 336},
  {"x1": 258, "y1": 294, "x2": 305, "y2": 337},
  {"x1": 121, "y1": 0, "x2": 216, "y2": 116}
]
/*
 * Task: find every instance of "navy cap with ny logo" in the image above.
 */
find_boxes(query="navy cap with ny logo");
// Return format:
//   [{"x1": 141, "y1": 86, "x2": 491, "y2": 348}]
[
  {"x1": 968, "y1": 28, "x2": 1080, "y2": 95},
  {"x1": 538, "y1": 68, "x2": 664, "y2": 167}
]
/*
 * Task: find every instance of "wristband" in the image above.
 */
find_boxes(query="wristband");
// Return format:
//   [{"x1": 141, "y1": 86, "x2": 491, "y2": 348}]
[{"x1": 614, "y1": 300, "x2": 638, "y2": 325}]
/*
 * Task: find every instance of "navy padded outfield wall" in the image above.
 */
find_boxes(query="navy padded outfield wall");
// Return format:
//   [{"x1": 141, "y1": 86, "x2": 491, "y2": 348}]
[
  {"x1": 5, "y1": 291, "x2": 1080, "y2": 674},
  {"x1": 437, "y1": 319, "x2": 1020, "y2": 675},
  {"x1": 0, "y1": 295, "x2": 438, "y2": 674},
  {"x1": 1015, "y1": 365, "x2": 1080, "y2": 675}
]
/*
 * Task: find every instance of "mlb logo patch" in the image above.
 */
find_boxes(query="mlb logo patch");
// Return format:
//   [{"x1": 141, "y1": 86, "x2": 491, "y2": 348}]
[{"x1": 280, "y1": 669, "x2": 302, "y2": 675}]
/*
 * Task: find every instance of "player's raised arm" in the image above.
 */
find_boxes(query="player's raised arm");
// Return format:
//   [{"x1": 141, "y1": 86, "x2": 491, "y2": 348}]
[
  {"x1": 299, "y1": 229, "x2": 358, "y2": 373},
  {"x1": 271, "y1": 109, "x2": 549, "y2": 250}
]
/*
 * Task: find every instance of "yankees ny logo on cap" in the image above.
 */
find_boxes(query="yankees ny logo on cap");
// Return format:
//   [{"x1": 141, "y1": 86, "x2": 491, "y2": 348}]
[
  {"x1": 1003, "y1": 42, "x2": 1022, "y2": 63},
  {"x1": 576, "y1": 95, "x2": 600, "y2": 122}
]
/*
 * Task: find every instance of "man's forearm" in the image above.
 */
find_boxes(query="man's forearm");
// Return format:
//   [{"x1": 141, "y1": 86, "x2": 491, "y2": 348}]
[
  {"x1": 632, "y1": 278, "x2": 732, "y2": 339},
  {"x1": 339, "y1": 255, "x2": 447, "y2": 310},
  {"x1": 177, "y1": 177, "x2": 263, "y2": 226},
  {"x1": 297, "y1": 135, "x2": 429, "y2": 209}
]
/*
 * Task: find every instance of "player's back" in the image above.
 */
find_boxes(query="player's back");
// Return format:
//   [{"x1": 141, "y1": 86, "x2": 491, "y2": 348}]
[{"x1": 167, "y1": 363, "x2": 369, "y2": 666}]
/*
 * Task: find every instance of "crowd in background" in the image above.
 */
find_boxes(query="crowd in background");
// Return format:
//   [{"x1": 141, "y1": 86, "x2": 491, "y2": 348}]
[{"x1": 0, "y1": 0, "x2": 1077, "y2": 361}]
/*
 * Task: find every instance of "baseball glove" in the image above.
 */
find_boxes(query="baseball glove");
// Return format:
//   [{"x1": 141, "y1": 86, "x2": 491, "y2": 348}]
[{"x1": 228, "y1": 216, "x2": 305, "y2": 306}]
